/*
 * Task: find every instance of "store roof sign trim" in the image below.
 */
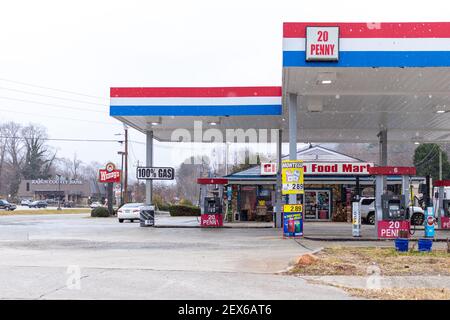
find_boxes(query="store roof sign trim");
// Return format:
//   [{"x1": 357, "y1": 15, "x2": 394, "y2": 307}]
[
  {"x1": 283, "y1": 22, "x2": 450, "y2": 67},
  {"x1": 110, "y1": 87, "x2": 282, "y2": 116}
]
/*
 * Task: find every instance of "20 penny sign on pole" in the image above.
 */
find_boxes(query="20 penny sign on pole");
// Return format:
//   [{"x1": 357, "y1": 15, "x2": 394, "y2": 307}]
[{"x1": 136, "y1": 167, "x2": 175, "y2": 180}]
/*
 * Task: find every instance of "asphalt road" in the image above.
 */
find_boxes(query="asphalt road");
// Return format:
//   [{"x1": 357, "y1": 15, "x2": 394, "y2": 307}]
[{"x1": 0, "y1": 213, "x2": 354, "y2": 300}]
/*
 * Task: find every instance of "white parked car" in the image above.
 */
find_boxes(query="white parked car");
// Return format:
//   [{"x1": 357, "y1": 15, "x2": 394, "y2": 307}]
[
  {"x1": 89, "y1": 202, "x2": 102, "y2": 208},
  {"x1": 359, "y1": 197, "x2": 424, "y2": 225},
  {"x1": 20, "y1": 199, "x2": 31, "y2": 206},
  {"x1": 117, "y1": 203, "x2": 144, "y2": 223}
]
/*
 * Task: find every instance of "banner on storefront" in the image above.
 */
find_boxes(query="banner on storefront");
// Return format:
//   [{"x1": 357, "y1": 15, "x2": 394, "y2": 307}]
[{"x1": 282, "y1": 160, "x2": 304, "y2": 195}]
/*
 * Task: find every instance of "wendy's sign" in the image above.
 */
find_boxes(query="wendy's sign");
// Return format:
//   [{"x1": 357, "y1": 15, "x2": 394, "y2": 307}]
[{"x1": 99, "y1": 162, "x2": 121, "y2": 183}]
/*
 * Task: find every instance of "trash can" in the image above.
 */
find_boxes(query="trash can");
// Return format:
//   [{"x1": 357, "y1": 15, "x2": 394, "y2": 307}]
[
  {"x1": 418, "y1": 238, "x2": 433, "y2": 252},
  {"x1": 394, "y1": 238, "x2": 409, "y2": 252},
  {"x1": 140, "y1": 205, "x2": 155, "y2": 227}
]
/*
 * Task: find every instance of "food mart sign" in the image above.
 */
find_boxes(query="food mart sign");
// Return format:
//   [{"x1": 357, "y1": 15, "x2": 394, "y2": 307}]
[{"x1": 302, "y1": 162, "x2": 373, "y2": 175}]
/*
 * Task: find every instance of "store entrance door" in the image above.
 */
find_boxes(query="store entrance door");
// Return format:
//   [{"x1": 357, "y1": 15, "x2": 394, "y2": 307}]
[{"x1": 304, "y1": 189, "x2": 331, "y2": 220}]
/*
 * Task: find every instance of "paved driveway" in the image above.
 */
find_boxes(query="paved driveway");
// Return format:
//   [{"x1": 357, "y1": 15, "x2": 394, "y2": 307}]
[{"x1": 0, "y1": 213, "x2": 353, "y2": 300}]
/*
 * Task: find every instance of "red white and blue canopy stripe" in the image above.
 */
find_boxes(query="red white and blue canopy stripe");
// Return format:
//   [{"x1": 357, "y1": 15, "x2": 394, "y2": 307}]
[
  {"x1": 110, "y1": 87, "x2": 282, "y2": 117},
  {"x1": 283, "y1": 22, "x2": 450, "y2": 67}
]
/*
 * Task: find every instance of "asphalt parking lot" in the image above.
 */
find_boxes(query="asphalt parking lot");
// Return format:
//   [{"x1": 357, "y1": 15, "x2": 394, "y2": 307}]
[{"x1": 0, "y1": 213, "x2": 357, "y2": 300}]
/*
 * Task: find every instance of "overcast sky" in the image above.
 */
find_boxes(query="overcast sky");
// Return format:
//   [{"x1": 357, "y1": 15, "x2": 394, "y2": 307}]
[{"x1": 1, "y1": 0, "x2": 449, "y2": 175}]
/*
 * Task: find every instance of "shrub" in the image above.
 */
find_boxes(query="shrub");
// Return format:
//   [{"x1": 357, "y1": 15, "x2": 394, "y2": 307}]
[
  {"x1": 179, "y1": 198, "x2": 193, "y2": 206},
  {"x1": 91, "y1": 207, "x2": 111, "y2": 217},
  {"x1": 158, "y1": 203, "x2": 171, "y2": 211},
  {"x1": 169, "y1": 204, "x2": 200, "y2": 216}
]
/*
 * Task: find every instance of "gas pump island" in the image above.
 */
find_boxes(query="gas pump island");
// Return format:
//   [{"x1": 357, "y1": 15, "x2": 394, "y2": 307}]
[
  {"x1": 368, "y1": 166, "x2": 416, "y2": 239},
  {"x1": 433, "y1": 180, "x2": 450, "y2": 230},
  {"x1": 197, "y1": 178, "x2": 227, "y2": 228}
]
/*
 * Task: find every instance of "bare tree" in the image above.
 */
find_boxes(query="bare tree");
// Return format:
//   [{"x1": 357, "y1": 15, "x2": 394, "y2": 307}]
[
  {"x1": 175, "y1": 155, "x2": 211, "y2": 205},
  {"x1": 57, "y1": 153, "x2": 83, "y2": 180},
  {"x1": 0, "y1": 124, "x2": 8, "y2": 194},
  {"x1": 21, "y1": 124, "x2": 56, "y2": 179},
  {"x1": 4, "y1": 122, "x2": 24, "y2": 197}
]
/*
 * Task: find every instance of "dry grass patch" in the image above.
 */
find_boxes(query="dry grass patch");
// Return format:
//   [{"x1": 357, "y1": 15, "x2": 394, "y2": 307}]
[
  {"x1": 344, "y1": 287, "x2": 450, "y2": 300},
  {"x1": 290, "y1": 246, "x2": 450, "y2": 276}
]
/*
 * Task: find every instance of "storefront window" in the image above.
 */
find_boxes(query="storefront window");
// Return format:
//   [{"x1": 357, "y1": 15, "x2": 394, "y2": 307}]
[{"x1": 304, "y1": 189, "x2": 331, "y2": 220}]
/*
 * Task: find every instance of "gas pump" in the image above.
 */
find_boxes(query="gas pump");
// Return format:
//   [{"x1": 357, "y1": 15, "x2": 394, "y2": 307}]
[
  {"x1": 368, "y1": 166, "x2": 416, "y2": 239},
  {"x1": 433, "y1": 180, "x2": 450, "y2": 230},
  {"x1": 197, "y1": 178, "x2": 227, "y2": 228},
  {"x1": 381, "y1": 194, "x2": 408, "y2": 221}
]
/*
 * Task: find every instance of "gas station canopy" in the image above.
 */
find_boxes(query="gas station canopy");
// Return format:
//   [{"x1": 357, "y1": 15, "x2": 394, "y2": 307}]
[{"x1": 111, "y1": 22, "x2": 450, "y2": 144}]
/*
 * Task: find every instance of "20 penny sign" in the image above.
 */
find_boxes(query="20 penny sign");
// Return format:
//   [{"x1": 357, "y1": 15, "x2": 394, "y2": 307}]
[{"x1": 306, "y1": 26, "x2": 339, "y2": 61}]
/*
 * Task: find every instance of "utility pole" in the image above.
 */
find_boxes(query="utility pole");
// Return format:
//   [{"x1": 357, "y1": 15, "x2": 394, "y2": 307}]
[
  {"x1": 124, "y1": 124, "x2": 128, "y2": 203},
  {"x1": 439, "y1": 149, "x2": 443, "y2": 180},
  {"x1": 118, "y1": 151, "x2": 125, "y2": 205},
  {"x1": 56, "y1": 174, "x2": 62, "y2": 211}
]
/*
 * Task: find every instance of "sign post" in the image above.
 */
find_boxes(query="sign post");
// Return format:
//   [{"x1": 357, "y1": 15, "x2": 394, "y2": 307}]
[
  {"x1": 281, "y1": 160, "x2": 304, "y2": 195},
  {"x1": 283, "y1": 204, "x2": 303, "y2": 237},
  {"x1": 98, "y1": 162, "x2": 121, "y2": 216},
  {"x1": 281, "y1": 160, "x2": 304, "y2": 237},
  {"x1": 136, "y1": 166, "x2": 175, "y2": 227},
  {"x1": 136, "y1": 167, "x2": 175, "y2": 180}
]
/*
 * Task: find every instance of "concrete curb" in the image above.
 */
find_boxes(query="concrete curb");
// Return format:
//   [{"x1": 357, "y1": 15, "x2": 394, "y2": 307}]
[
  {"x1": 153, "y1": 225, "x2": 274, "y2": 229},
  {"x1": 303, "y1": 236, "x2": 449, "y2": 242}
]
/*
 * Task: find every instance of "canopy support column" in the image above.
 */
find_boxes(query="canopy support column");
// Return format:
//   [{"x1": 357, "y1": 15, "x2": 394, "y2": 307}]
[
  {"x1": 288, "y1": 94, "x2": 298, "y2": 205},
  {"x1": 145, "y1": 130, "x2": 153, "y2": 205},
  {"x1": 375, "y1": 129, "x2": 388, "y2": 236},
  {"x1": 275, "y1": 128, "x2": 283, "y2": 228}
]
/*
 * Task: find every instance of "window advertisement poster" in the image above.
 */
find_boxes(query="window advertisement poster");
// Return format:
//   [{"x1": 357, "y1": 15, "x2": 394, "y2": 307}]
[
  {"x1": 283, "y1": 204, "x2": 303, "y2": 237},
  {"x1": 281, "y1": 160, "x2": 304, "y2": 195}
]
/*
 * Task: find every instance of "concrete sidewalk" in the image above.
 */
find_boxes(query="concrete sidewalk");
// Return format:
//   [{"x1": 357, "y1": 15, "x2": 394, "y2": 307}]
[{"x1": 154, "y1": 217, "x2": 450, "y2": 241}]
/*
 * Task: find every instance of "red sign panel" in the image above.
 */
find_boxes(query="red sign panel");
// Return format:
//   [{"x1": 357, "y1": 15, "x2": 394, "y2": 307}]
[
  {"x1": 99, "y1": 169, "x2": 121, "y2": 183},
  {"x1": 200, "y1": 214, "x2": 223, "y2": 227},
  {"x1": 368, "y1": 166, "x2": 416, "y2": 176},
  {"x1": 434, "y1": 180, "x2": 450, "y2": 187},
  {"x1": 378, "y1": 220, "x2": 411, "y2": 239},
  {"x1": 197, "y1": 178, "x2": 228, "y2": 185},
  {"x1": 441, "y1": 216, "x2": 450, "y2": 229}
]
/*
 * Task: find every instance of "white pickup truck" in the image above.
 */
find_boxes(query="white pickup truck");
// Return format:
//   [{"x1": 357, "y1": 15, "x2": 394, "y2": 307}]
[{"x1": 359, "y1": 197, "x2": 425, "y2": 225}]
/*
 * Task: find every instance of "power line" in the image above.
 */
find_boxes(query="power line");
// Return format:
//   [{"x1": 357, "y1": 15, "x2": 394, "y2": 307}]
[
  {"x1": 0, "y1": 86, "x2": 106, "y2": 106},
  {"x1": 0, "y1": 135, "x2": 146, "y2": 145},
  {"x1": 0, "y1": 78, "x2": 105, "y2": 100},
  {"x1": 415, "y1": 144, "x2": 440, "y2": 167},
  {"x1": 0, "y1": 136, "x2": 124, "y2": 142},
  {"x1": 0, "y1": 108, "x2": 120, "y2": 126},
  {"x1": 0, "y1": 96, "x2": 106, "y2": 113}
]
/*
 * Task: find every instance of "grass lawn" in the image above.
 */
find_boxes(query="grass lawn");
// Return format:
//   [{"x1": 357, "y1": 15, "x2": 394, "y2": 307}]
[
  {"x1": 290, "y1": 246, "x2": 450, "y2": 276},
  {"x1": 0, "y1": 208, "x2": 90, "y2": 215},
  {"x1": 290, "y1": 246, "x2": 450, "y2": 300}
]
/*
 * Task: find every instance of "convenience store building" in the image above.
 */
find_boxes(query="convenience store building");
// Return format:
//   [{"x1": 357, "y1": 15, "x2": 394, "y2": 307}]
[{"x1": 225, "y1": 145, "x2": 423, "y2": 222}]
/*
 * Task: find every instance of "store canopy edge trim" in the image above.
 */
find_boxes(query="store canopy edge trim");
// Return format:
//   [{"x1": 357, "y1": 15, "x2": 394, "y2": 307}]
[
  {"x1": 110, "y1": 87, "x2": 282, "y2": 116},
  {"x1": 283, "y1": 22, "x2": 450, "y2": 67}
]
